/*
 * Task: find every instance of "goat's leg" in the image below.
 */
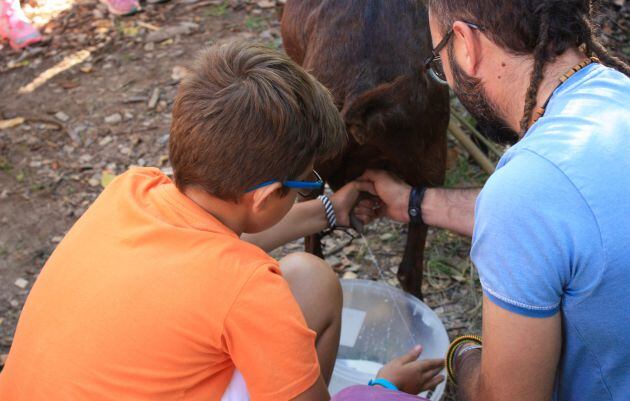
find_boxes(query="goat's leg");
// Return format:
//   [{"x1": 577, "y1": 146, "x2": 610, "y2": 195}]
[
  {"x1": 302, "y1": 186, "x2": 325, "y2": 258},
  {"x1": 304, "y1": 233, "x2": 324, "y2": 258},
  {"x1": 398, "y1": 222, "x2": 428, "y2": 299}
]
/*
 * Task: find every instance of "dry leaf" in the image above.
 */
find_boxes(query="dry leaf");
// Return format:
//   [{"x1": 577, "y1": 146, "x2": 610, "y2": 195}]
[
  {"x1": 0, "y1": 117, "x2": 25, "y2": 130},
  {"x1": 101, "y1": 171, "x2": 117, "y2": 188}
]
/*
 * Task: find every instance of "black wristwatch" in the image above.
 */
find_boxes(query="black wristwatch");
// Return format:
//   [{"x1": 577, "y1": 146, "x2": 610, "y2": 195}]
[{"x1": 408, "y1": 186, "x2": 427, "y2": 225}]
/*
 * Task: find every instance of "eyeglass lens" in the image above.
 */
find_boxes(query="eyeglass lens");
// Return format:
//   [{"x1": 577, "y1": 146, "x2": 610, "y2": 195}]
[{"x1": 430, "y1": 56, "x2": 447, "y2": 82}]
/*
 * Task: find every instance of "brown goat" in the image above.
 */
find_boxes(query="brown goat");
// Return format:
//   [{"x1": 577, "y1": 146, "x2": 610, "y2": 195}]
[{"x1": 281, "y1": 0, "x2": 450, "y2": 299}]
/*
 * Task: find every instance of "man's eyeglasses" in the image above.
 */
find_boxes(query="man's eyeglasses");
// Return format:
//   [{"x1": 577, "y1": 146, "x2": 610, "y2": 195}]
[
  {"x1": 247, "y1": 170, "x2": 324, "y2": 198},
  {"x1": 424, "y1": 22, "x2": 483, "y2": 85}
]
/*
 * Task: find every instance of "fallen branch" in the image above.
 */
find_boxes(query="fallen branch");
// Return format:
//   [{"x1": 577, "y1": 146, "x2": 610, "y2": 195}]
[
  {"x1": 450, "y1": 111, "x2": 504, "y2": 158},
  {"x1": 448, "y1": 121, "x2": 496, "y2": 175}
]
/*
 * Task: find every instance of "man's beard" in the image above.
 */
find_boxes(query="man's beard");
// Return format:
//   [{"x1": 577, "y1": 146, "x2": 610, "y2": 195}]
[{"x1": 448, "y1": 49, "x2": 519, "y2": 145}]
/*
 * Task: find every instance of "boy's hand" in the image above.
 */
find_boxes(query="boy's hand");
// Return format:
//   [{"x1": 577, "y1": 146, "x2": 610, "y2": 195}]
[
  {"x1": 330, "y1": 181, "x2": 380, "y2": 227},
  {"x1": 358, "y1": 170, "x2": 412, "y2": 223},
  {"x1": 376, "y1": 345, "x2": 445, "y2": 395}
]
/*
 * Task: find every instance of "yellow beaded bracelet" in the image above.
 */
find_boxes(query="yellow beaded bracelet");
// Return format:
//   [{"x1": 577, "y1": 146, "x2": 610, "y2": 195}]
[{"x1": 445, "y1": 335, "x2": 483, "y2": 384}]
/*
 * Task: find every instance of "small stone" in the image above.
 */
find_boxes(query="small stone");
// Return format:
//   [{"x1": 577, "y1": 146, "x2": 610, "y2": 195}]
[
  {"x1": 124, "y1": 112, "x2": 134, "y2": 121},
  {"x1": 156, "y1": 100, "x2": 167, "y2": 112},
  {"x1": 55, "y1": 111, "x2": 70, "y2": 122},
  {"x1": 68, "y1": 124, "x2": 85, "y2": 144},
  {"x1": 14, "y1": 278, "x2": 28, "y2": 289},
  {"x1": 9, "y1": 299, "x2": 19, "y2": 308},
  {"x1": 144, "y1": 42, "x2": 155, "y2": 52},
  {"x1": 379, "y1": 232, "x2": 394, "y2": 241},
  {"x1": 137, "y1": 158, "x2": 146, "y2": 167},
  {"x1": 159, "y1": 133, "x2": 169, "y2": 145},
  {"x1": 29, "y1": 160, "x2": 42, "y2": 168},
  {"x1": 79, "y1": 154, "x2": 93, "y2": 163},
  {"x1": 346, "y1": 264, "x2": 361, "y2": 272},
  {"x1": 104, "y1": 113, "x2": 122, "y2": 124},
  {"x1": 327, "y1": 256, "x2": 342, "y2": 268},
  {"x1": 98, "y1": 136, "x2": 113, "y2": 146},
  {"x1": 148, "y1": 88, "x2": 160, "y2": 109},
  {"x1": 257, "y1": 0, "x2": 276, "y2": 8},
  {"x1": 51, "y1": 236, "x2": 63, "y2": 243},
  {"x1": 342, "y1": 271, "x2": 358, "y2": 280},
  {"x1": 171, "y1": 65, "x2": 187, "y2": 82},
  {"x1": 80, "y1": 64, "x2": 94, "y2": 74},
  {"x1": 259, "y1": 29, "x2": 275, "y2": 41},
  {"x1": 0, "y1": 354, "x2": 7, "y2": 366},
  {"x1": 63, "y1": 145, "x2": 75, "y2": 154},
  {"x1": 88, "y1": 178, "x2": 100, "y2": 187}
]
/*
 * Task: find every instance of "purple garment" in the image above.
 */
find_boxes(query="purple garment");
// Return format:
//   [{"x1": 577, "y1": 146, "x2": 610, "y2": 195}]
[{"x1": 331, "y1": 385, "x2": 430, "y2": 401}]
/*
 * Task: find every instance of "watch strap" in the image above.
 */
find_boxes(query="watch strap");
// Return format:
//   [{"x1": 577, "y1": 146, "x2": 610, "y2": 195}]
[{"x1": 408, "y1": 186, "x2": 427, "y2": 225}]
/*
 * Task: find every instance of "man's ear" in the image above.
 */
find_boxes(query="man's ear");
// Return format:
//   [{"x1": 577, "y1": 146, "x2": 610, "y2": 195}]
[
  {"x1": 341, "y1": 75, "x2": 414, "y2": 145},
  {"x1": 250, "y1": 182, "x2": 284, "y2": 212},
  {"x1": 451, "y1": 21, "x2": 483, "y2": 77}
]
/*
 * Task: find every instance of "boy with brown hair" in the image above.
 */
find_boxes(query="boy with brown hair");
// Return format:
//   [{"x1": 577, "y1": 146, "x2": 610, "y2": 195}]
[{"x1": 0, "y1": 42, "x2": 443, "y2": 401}]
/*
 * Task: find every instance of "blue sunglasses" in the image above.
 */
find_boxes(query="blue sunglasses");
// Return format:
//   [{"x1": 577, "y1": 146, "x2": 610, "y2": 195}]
[{"x1": 247, "y1": 170, "x2": 324, "y2": 197}]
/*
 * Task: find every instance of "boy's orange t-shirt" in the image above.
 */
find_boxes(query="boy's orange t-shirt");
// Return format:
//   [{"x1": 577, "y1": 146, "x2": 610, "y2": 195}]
[{"x1": 0, "y1": 167, "x2": 320, "y2": 401}]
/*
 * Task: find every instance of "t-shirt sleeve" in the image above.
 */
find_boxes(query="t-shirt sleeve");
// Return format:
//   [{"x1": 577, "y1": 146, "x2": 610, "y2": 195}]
[
  {"x1": 222, "y1": 263, "x2": 320, "y2": 401},
  {"x1": 472, "y1": 150, "x2": 600, "y2": 318}
]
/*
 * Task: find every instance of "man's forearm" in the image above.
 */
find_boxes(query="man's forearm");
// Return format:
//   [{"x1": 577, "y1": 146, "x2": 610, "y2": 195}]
[
  {"x1": 241, "y1": 200, "x2": 328, "y2": 252},
  {"x1": 456, "y1": 348, "x2": 482, "y2": 401},
  {"x1": 422, "y1": 188, "x2": 480, "y2": 237}
]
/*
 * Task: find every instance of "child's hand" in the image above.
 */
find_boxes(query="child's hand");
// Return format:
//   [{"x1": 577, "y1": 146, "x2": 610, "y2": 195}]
[
  {"x1": 376, "y1": 345, "x2": 445, "y2": 395},
  {"x1": 330, "y1": 180, "x2": 380, "y2": 227}
]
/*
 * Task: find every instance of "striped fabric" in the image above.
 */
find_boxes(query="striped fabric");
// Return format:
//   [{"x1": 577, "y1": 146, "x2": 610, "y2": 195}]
[{"x1": 318, "y1": 195, "x2": 337, "y2": 228}]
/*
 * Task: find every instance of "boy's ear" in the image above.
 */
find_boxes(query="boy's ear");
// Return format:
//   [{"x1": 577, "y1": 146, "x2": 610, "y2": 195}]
[
  {"x1": 341, "y1": 75, "x2": 414, "y2": 145},
  {"x1": 250, "y1": 182, "x2": 284, "y2": 212}
]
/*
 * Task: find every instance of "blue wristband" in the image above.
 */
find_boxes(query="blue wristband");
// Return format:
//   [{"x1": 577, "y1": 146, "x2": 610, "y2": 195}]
[{"x1": 368, "y1": 378, "x2": 398, "y2": 391}]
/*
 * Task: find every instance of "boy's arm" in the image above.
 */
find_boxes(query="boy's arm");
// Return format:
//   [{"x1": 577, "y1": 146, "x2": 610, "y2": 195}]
[
  {"x1": 242, "y1": 181, "x2": 377, "y2": 252},
  {"x1": 242, "y1": 199, "x2": 329, "y2": 252},
  {"x1": 291, "y1": 377, "x2": 330, "y2": 401},
  {"x1": 291, "y1": 346, "x2": 445, "y2": 401}
]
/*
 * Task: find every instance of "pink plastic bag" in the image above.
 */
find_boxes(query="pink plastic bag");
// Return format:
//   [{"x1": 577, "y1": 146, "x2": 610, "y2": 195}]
[{"x1": 332, "y1": 385, "x2": 430, "y2": 401}]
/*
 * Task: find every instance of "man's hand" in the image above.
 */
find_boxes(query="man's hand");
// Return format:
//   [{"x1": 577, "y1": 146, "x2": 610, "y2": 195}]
[
  {"x1": 358, "y1": 170, "x2": 411, "y2": 223},
  {"x1": 377, "y1": 345, "x2": 445, "y2": 395},
  {"x1": 329, "y1": 180, "x2": 380, "y2": 227}
]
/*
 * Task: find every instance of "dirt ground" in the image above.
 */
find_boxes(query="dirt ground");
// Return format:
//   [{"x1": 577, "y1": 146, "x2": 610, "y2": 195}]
[{"x1": 1, "y1": 0, "x2": 628, "y2": 398}]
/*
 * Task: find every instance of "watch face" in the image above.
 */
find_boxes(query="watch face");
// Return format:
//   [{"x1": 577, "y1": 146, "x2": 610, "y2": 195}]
[{"x1": 409, "y1": 208, "x2": 419, "y2": 217}]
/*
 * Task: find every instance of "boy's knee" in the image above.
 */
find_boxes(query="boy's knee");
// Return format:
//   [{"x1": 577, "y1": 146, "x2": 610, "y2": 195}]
[{"x1": 280, "y1": 252, "x2": 342, "y2": 306}]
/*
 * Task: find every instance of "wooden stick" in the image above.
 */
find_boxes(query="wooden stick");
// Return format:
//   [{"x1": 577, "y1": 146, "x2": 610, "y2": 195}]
[
  {"x1": 448, "y1": 121, "x2": 496, "y2": 175},
  {"x1": 450, "y1": 111, "x2": 504, "y2": 158}
]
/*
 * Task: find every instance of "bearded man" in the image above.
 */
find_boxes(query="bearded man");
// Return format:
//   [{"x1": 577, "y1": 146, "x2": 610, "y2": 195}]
[{"x1": 358, "y1": 1, "x2": 630, "y2": 400}]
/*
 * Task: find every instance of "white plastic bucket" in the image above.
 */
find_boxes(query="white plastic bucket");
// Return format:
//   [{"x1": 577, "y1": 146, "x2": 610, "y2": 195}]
[{"x1": 329, "y1": 279, "x2": 449, "y2": 400}]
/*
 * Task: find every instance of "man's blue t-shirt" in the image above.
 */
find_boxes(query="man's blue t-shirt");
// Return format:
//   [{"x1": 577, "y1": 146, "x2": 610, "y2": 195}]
[{"x1": 471, "y1": 63, "x2": 630, "y2": 401}]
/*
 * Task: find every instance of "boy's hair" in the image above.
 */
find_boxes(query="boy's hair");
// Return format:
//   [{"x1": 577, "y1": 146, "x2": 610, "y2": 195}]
[{"x1": 169, "y1": 42, "x2": 346, "y2": 200}]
